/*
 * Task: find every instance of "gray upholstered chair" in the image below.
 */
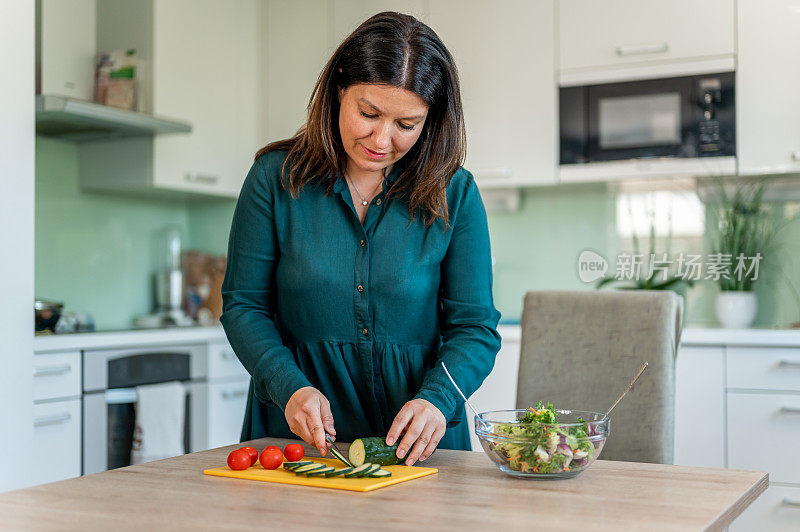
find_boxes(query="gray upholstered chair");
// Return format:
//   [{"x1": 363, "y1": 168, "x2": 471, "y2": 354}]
[{"x1": 516, "y1": 290, "x2": 684, "y2": 464}]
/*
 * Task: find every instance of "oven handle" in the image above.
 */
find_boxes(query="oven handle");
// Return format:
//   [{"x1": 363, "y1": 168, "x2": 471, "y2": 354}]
[{"x1": 105, "y1": 384, "x2": 191, "y2": 405}]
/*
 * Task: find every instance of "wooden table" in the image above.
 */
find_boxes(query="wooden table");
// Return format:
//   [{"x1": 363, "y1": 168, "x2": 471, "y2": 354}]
[{"x1": 0, "y1": 438, "x2": 767, "y2": 531}]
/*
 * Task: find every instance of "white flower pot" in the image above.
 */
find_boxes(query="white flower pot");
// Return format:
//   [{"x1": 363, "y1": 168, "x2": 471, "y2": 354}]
[{"x1": 716, "y1": 291, "x2": 758, "y2": 329}]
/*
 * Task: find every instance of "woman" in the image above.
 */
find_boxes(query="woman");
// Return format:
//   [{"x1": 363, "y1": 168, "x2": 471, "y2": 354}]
[{"x1": 220, "y1": 12, "x2": 500, "y2": 467}]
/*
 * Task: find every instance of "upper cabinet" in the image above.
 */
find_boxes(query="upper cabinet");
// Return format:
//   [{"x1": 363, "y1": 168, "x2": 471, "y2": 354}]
[
  {"x1": 736, "y1": 0, "x2": 800, "y2": 176},
  {"x1": 81, "y1": 0, "x2": 260, "y2": 198},
  {"x1": 558, "y1": 0, "x2": 734, "y2": 73},
  {"x1": 429, "y1": 0, "x2": 557, "y2": 187}
]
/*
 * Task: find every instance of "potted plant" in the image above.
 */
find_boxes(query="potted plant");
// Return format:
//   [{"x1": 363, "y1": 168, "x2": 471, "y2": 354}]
[{"x1": 706, "y1": 177, "x2": 796, "y2": 328}]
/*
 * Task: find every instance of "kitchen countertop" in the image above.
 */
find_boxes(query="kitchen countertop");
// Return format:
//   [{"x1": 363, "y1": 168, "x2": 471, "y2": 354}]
[
  {"x1": 498, "y1": 324, "x2": 800, "y2": 347},
  {"x1": 33, "y1": 325, "x2": 227, "y2": 352},
  {"x1": 0, "y1": 438, "x2": 767, "y2": 531}
]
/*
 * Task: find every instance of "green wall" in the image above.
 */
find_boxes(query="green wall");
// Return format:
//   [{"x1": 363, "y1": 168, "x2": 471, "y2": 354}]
[{"x1": 35, "y1": 135, "x2": 800, "y2": 330}]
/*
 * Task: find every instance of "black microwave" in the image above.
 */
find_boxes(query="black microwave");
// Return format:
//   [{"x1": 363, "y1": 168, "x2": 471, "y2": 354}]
[{"x1": 559, "y1": 72, "x2": 735, "y2": 165}]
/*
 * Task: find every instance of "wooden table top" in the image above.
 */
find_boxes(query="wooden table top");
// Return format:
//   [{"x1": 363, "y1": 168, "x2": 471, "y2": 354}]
[{"x1": 0, "y1": 437, "x2": 767, "y2": 531}]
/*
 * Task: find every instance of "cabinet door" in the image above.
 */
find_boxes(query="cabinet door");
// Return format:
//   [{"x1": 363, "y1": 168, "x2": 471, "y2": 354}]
[
  {"x1": 151, "y1": 0, "x2": 260, "y2": 197},
  {"x1": 730, "y1": 484, "x2": 800, "y2": 532},
  {"x1": 673, "y1": 346, "x2": 724, "y2": 467},
  {"x1": 467, "y1": 326, "x2": 521, "y2": 451},
  {"x1": 558, "y1": 0, "x2": 734, "y2": 72},
  {"x1": 32, "y1": 399, "x2": 82, "y2": 485},
  {"x1": 429, "y1": 0, "x2": 557, "y2": 187},
  {"x1": 207, "y1": 379, "x2": 250, "y2": 449},
  {"x1": 736, "y1": 0, "x2": 800, "y2": 175}
]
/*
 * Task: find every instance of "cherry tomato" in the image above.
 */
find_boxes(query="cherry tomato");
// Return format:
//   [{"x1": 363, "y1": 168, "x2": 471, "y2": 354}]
[
  {"x1": 241, "y1": 446, "x2": 259, "y2": 466},
  {"x1": 283, "y1": 443, "x2": 305, "y2": 462},
  {"x1": 227, "y1": 448, "x2": 251, "y2": 471},
  {"x1": 259, "y1": 448, "x2": 284, "y2": 470}
]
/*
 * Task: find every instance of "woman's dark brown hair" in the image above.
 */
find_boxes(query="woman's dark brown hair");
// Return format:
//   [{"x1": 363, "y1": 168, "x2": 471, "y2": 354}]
[{"x1": 256, "y1": 11, "x2": 466, "y2": 227}]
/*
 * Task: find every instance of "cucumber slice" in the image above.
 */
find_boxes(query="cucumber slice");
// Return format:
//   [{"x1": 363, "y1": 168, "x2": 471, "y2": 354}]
[
  {"x1": 283, "y1": 461, "x2": 312, "y2": 470},
  {"x1": 326, "y1": 444, "x2": 354, "y2": 468},
  {"x1": 349, "y1": 437, "x2": 400, "y2": 466},
  {"x1": 368, "y1": 469, "x2": 392, "y2": 478},
  {"x1": 292, "y1": 463, "x2": 325, "y2": 474},
  {"x1": 303, "y1": 466, "x2": 335, "y2": 477},
  {"x1": 325, "y1": 467, "x2": 353, "y2": 477},
  {"x1": 358, "y1": 464, "x2": 381, "y2": 477},
  {"x1": 344, "y1": 463, "x2": 373, "y2": 478}
]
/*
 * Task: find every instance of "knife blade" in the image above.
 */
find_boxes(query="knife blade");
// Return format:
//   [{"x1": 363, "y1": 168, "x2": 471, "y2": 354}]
[{"x1": 325, "y1": 432, "x2": 353, "y2": 468}]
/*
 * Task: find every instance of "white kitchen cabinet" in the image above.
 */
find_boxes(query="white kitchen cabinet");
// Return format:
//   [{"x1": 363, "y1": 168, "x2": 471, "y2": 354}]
[
  {"x1": 673, "y1": 346, "x2": 725, "y2": 468},
  {"x1": 736, "y1": 0, "x2": 800, "y2": 175},
  {"x1": 467, "y1": 325, "x2": 521, "y2": 451},
  {"x1": 37, "y1": 0, "x2": 96, "y2": 100},
  {"x1": 730, "y1": 484, "x2": 800, "y2": 532},
  {"x1": 558, "y1": 0, "x2": 734, "y2": 73},
  {"x1": 206, "y1": 379, "x2": 250, "y2": 449},
  {"x1": 32, "y1": 399, "x2": 82, "y2": 485},
  {"x1": 83, "y1": 0, "x2": 261, "y2": 198},
  {"x1": 429, "y1": 0, "x2": 557, "y2": 187},
  {"x1": 33, "y1": 351, "x2": 81, "y2": 402}
]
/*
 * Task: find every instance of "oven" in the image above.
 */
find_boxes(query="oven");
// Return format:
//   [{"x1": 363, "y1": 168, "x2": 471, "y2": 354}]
[{"x1": 82, "y1": 344, "x2": 209, "y2": 475}]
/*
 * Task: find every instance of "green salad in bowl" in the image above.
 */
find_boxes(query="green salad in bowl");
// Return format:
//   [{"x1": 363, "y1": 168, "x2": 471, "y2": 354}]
[{"x1": 475, "y1": 402, "x2": 609, "y2": 479}]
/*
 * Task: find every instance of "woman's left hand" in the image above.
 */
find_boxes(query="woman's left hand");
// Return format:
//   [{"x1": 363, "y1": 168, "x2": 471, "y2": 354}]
[{"x1": 386, "y1": 398, "x2": 446, "y2": 466}]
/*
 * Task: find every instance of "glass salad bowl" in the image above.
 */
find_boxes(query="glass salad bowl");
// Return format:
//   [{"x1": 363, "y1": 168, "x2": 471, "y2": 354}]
[{"x1": 475, "y1": 408, "x2": 609, "y2": 479}]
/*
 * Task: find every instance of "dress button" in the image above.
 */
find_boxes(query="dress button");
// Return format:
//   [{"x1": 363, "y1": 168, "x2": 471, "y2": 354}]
[
  {"x1": 360, "y1": 239, "x2": 366, "y2": 247},
  {"x1": 375, "y1": 198, "x2": 382, "y2": 205},
  {"x1": 361, "y1": 328, "x2": 369, "y2": 336},
  {"x1": 357, "y1": 285, "x2": 364, "y2": 292}
]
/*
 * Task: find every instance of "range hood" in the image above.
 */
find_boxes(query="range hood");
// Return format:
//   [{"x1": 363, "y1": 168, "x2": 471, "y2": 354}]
[{"x1": 35, "y1": 94, "x2": 192, "y2": 142}]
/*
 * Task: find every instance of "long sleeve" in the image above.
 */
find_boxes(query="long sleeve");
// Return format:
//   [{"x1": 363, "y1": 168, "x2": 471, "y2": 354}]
[
  {"x1": 220, "y1": 155, "x2": 312, "y2": 411},
  {"x1": 414, "y1": 171, "x2": 502, "y2": 426}
]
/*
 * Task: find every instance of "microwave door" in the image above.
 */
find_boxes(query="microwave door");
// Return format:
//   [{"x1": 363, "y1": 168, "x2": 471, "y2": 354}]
[{"x1": 587, "y1": 77, "x2": 694, "y2": 162}]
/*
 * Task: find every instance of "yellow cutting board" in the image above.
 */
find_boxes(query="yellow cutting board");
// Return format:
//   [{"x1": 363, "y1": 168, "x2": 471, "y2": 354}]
[{"x1": 203, "y1": 457, "x2": 437, "y2": 492}]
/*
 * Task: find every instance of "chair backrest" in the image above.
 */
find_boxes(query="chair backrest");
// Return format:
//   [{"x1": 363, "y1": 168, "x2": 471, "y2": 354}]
[{"x1": 516, "y1": 290, "x2": 684, "y2": 464}]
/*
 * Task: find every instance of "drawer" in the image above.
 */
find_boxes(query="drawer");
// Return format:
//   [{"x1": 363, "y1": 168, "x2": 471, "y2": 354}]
[
  {"x1": 32, "y1": 399, "x2": 82, "y2": 485},
  {"x1": 206, "y1": 379, "x2": 250, "y2": 450},
  {"x1": 727, "y1": 347, "x2": 800, "y2": 392},
  {"x1": 729, "y1": 484, "x2": 800, "y2": 532},
  {"x1": 33, "y1": 351, "x2": 81, "y2": 402},
  {"x1": 727, "y1": 393, "x2": 800, "y2": 484},
  {"x1": 207, "y1": 340, "x2": 248, "y2": 381}
]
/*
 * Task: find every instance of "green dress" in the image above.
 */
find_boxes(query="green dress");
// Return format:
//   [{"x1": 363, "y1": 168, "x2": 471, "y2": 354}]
[{"x1": 220, "y1": 149, "x2": 501, "y2": 450}]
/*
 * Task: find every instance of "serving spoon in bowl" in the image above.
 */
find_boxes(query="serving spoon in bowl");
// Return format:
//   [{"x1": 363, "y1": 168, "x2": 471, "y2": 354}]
[
  {"x1": 602, "y1": 362, "x2": 649, "y2": 420},
  {"x1": 441, "y1": 361, "x2": 489, "y2": 429}
]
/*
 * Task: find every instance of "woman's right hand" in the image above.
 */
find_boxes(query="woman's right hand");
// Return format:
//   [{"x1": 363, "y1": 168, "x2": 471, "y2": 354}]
[{"x1": 284, "y1": 386, "x2": 336, "y2": 456}]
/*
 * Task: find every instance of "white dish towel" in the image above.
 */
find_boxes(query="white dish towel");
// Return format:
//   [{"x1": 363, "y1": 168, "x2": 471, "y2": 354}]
[{"x1": 130, "y1": 381, "x2": 186, "y2": 465}]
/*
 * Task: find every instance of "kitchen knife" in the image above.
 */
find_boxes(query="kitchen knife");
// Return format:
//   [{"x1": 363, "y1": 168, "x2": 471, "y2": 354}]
[{"x1": 325, "y1": 432, "x2": 354, "y2": 468}]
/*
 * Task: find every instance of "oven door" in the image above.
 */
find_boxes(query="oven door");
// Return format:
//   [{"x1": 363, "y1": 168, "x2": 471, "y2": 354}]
[{"x1": 82, "y1": 345, "x2": 208, "y2": 475}]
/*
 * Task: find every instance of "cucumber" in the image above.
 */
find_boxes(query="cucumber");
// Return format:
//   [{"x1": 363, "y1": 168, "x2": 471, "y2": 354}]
[
  {"x1": 368, "y1": 469, "x2": 392, "y2": 478},
  {"x1": 344, "y1": 463, "x2": 373, "y2": 478},
  {"x1": 292, "y1": 463, "x2": 325, "y2": 474},
  {"x1": 325, "y1": 467, "x2": 353, "y2": 477},
  {"x1": 349, "y1": 437, "x2": 400, "y2": 466},
  {"x1": 359, "y1": 464, "x2": 381, "y2": 477},
  {"x1": 303, "y1": 466, "x2": 335, "y2": 477},
  {"x1": 283, "y1": 461, "x2": 312, "y2": 470}
]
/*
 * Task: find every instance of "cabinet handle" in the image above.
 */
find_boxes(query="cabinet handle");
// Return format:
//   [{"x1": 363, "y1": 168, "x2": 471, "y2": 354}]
[
  {"x1": 781, "y1": 499, "x2": 800, "y2": 509},
  {"x1": 221, "y1": 351, "x2": 236, "y2": 361},
  {"x1": 34, "y1": 413, "x2": 72, "y2": 427},
  {"x1": 615, "y1": 42, "x2": 669, "y2": 56},
  {"x1": 221, "y1": 390, "x2": 247, "y2": 400},
  {"x1": 778, "y1": 360, "x2": 800, "y2": 369},
  {"x1": 185, "y1": 172, "x2": 220, "y2": 185},
  {"x1": 33, "y1": 364, "x2": 72, "y2": 378},
  {"x1": 780, "y1": 407, "x2": 800, "y2": 415},
  {"x1": 791, "y1": 151, "x2": 800, "y2": 162}
]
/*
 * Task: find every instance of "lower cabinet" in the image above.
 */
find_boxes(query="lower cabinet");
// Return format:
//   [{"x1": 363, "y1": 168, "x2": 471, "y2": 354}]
[
  {"x1": 206, "y1": 379, "x2": 250, "y2": 450},
  {"x1": 729, "y1": 484, "x2": 800, "y2": 532},
  {"x1": 32, "y1": 399, "x2": 82, "y2": 485}
]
